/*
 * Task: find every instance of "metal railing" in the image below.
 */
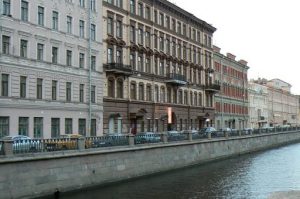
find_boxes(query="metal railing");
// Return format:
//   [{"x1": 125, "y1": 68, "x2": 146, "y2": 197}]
[
  {"x1": 1, "y1": 126, "x2": 300, "y2": 156},
  {"x1": 166, "y1": 73, "x2": 187, "y2": 82},
  {"x1": 104, "y1": 63, "x2": 133, "y2": 73}
]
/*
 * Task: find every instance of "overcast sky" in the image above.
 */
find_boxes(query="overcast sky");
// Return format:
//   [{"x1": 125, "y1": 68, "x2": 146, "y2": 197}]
[{"x1": 171, "y1": 0, "x2": 300, "y2": 94}]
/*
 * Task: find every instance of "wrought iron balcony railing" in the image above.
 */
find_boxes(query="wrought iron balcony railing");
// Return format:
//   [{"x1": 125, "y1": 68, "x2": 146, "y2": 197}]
[
  {"x1": 205, "y1": 84, "x2": 221, "y2": 92},
  {"x1": 104, "y1": 63, "x2": 133, "y2": 75},
  {"x1": 165, "y1": 73, "x2": 187, "y2": 86}
]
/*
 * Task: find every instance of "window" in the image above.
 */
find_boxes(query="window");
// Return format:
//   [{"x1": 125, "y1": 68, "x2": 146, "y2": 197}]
[
  {"x1": 178, "y1": 90, "x2": 183, "y2": 104},
  {"x1": 79, "y1": 20, "x2": 85, "y2": 38},
  {"x1": 20, "y1": 39, "x2": 28, "y2": 58},
  {"x1": 116, "y1": 79, "x2": 123, "y2": 98},
  {"x1": 66, "y1": 82, "x2": 72, "y2": 102},
  {"x1": 2, "y1": 35, "x2": 10, "y2": 54},
  {"x1": 166, "y1": 39, "x2": 170, "y2": 54},
  {"x1": 190, "y1": 91, "x2": 193, "y2": 105},
  {"x1": 116, "y1": 49, "x2": 122, "y2": 64},
  {"x1": 20, "y1": 76, "x2": 26, "y2": 98},
  {"x1": 159, "y1": 61, "x2": 164, "y2": 76},
  {"x1": 130, "y1": 51, "x2": 136, "y2": 69},
  {"x1": 52, "y1": 11, "x2": 58, "y2": 30},
  {"x1": 155, "y1": 85, "x2": 159, "y2": 102},
  {"x1": 173, "y1": 88, "x2": 177, "y2": 104},
  {"x1": 52, "y1": 47, "x2": 58, "y2": 63},
  {"x1": 184, "y1": 91, "x2": 188, "y2": 104},
  {"x1": 154, "y1": 58, "x2": 158, "y2": 75},
  {"x1": 1, "y1": 74, "x2": 9, "y2": 97},
  {"x1": 138, "y1": 3, "x2": 143, "y2": 17},
  {"x1": 159, "y1": 36, "x2": 164, "y2": 51},
  {"x1": 138, "y1": 83, "x2": 144, "y2": 100},
  {"x1": 21, "y1": 1, "x2": 28, "y2": 21},
  {"x1": 91, "y1": 56, "x2": 96, "y2": 71},
  {"x1": 91, "y1": 119, "x2": 96, "y2": 136},
  {"x1": 79, "y1": 0, "x2": 85, "y2": 7},
  {"x1": 107, "y1": 47, "x2": 113, "y2": 63},
  {"x1": 130, "y1": 82, "x2": 136, "y2": 100},
  {"x1": 108, "y1": 78, "x2": 115, "y2": 98},
  {"x1": 52, "y1": 80, "x2": 57, "y2": 100},
  {"x1": 65, "y1": 118, "x2": 72, "y2": 134},
  {"x1": 38, "y1": 6, "x2": 44, "y2": 26},
  {"x1": 37, "y1": 43, "x2": 44, "y2": 61},
  {"x1": 166, "y1": 16, "x2": 170, "y2": 29},
  {"x1": 37, "y1": 78, "x2": 43, "y2": 99},
  {"x1": 160, "y1": 87, "x2": 165, "y2": 103},
  {"x1": 145, "y1": 31, "x2": 150, "y2": 47},
  {"x1": 51, "y1": 118, "x2": 60, "y2": 138},
  {"x1": 172, "y1": 19, "x2": 176, "y2": 31},
  {"x1": 66, "y1": 50, "x2": 72, "y2": 66},
  {"x1": 116, "y1": 0, "x2": 122, "y2": 8},
  {"x1": 183, "y1": 24, "x2": 186, "y2": 36},
  {"x1": 172, "y1": 41, "x2": 176, "y2": 56},
  {"x1": 91, "y1": 85, "x2": 96, "y2": 103},
  {"x1": 154, "y1": 33, "x2": 158, "y2": 49},
  {"x1": 130, "y1": 0, "x2": 135, "y2": 14},
  {"x1": 145, "y1": 6, "x2": 150, "y2": 20},
  {"x1": 78, "y1": 119, "x2": 86, "y2": 136},
  {"x1": 79, "y1": 84, "x2": 84, "y2": 102},
  {"x1": 138, "y1": 28, "x2": 143, "y2": 45},
  {"x1": 116, "y1": 20, "x2": 122, "y2": 38},
  {"x1": 79, "y1": 53, "x2": 85, "y2": 68},
  {"x1": 0, "y1": 117, "x2": 9, "y2": 138},
  {"x1": 138, "y1": 55, "x2": 143, "y2": 72},
  {"x1": 198, "y1": 93, "x2": 202, "y2": 106},
  {"x1": 159, "y1": 13, "x2": 164, "y2": 26},
  {"x1": 19, "y1": 117, "x2": 29, "y2": 136},
  {"x1": 145, "y1": 57, "x2": 150, "y2": 73},
  {"x1": 3, "y1": 0, "x2": 11, "y2": 16},
  {"x1": 130, "y1": 25, "x2": 135, "y2": 42},
  {"x1": 146, "y1": 85, "x2": 152, "y2": 101},
  {"x1": 167, "y1": 87, "x2": 171, "y2": 103},
  {"x1": 34, "y1": 117, "x2": 43, "y2": 138},
  {"x1": 91, "y1": 24, "x2": 96, "y2": 40},
  {"x1": 107, "y1": 16, "x2": 113, "y2": 35},
  {"x1": 67, "y1": 16, "x2": 72, "y2": 33},
  {"x1": 90, "y1": 0, "x2": 96, "y2": 11}
]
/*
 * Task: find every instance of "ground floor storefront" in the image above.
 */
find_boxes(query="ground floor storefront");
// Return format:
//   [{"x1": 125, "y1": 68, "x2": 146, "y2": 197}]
[{"x1": 103, "y1": 98, "x2": 215, "y2": 134}]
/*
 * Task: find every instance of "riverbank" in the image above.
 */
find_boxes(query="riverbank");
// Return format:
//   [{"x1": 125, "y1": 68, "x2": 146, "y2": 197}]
[{"x1": 1, "y1": 130, "x2": 300, "y2": 199}]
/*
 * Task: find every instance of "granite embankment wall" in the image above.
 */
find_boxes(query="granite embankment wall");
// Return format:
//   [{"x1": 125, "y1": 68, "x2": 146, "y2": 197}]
[{"x1": 1, "y1": 131, "x2": 300, "y2": 199}]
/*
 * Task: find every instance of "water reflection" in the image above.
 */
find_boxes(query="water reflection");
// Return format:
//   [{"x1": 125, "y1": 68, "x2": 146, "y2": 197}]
[{"x1": 48, "y1": 143, "x2": 300, "y2": 199}]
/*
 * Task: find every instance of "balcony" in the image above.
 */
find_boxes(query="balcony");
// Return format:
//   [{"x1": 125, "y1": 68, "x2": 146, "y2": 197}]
[
  {"x1": 205, "y1": 83, "x2": 221, "y2": 92},
  {"x1": 165, "y1": 73, "x2": 187, "y2": 86},
  {"x1": 104, "y1": 63, "x2": 133, "y2": 76}
]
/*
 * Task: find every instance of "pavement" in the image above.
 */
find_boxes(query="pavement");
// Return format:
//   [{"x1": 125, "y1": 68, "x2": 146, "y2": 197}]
[{"x1": 268, "y1": 191, "x2": 300, "y2": 199}]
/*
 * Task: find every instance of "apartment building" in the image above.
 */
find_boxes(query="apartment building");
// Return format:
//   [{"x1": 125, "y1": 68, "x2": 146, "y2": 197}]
[
  {"x1": 102, "y1": 0, "x2": 217, "y2": 134},
  {"x1": 213, "y1": 46, "x2": 249, "y2": 130},
  {"x1": 253, "y1": 78, "x2": 299, "y2": 126},
  {"x1": 248, "y1": 80, "x2": 269, "y2": 128},
  {"x1": 0, "y1": 0, "x2": 103, "y2": 138}
]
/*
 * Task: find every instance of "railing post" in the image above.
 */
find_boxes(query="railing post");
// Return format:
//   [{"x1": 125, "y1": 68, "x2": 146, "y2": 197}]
[
  {"x1": 162, "y1": 133, "x2": 168, "y2": 143},
  {"x1": 187, "y1": 132, "x2": 193, "y2": 141},
  {"x1": 3, "y1": 138, "x2": 14, "y2": 156},
  {"x1": 77, "y1": 137, "x2": 85, "y2": 151},
  {"x1": 207, "y1": 132, "x2": 211, "y2": 140},
  {"x1": 128, "y1": 134, "x2": 135, "y2": 146}
]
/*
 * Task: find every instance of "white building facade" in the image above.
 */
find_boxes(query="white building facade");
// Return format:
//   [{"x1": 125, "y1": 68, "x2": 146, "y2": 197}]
[
  {"x1": 0, "y1": 0, "x2": 103, "y2": 138},
  {"x1": 248, "y1": 80, "x2": 268, "y2": 128}
]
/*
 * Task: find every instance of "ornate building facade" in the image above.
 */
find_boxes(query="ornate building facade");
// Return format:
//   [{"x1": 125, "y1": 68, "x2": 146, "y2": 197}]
[
  {"x1": 213, "y1": 46, "x2": 249, "y2": 130},
  {"x1": 0, "y1": 0, "x2": 103, "y2": 138},
  {"x1": 102, "y1": 0, "x2": 218, "y2": 134}
]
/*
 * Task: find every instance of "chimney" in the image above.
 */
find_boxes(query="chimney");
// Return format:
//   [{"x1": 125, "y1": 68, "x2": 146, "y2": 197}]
[
  {"x1": 238, "y1": 59, "x2": 248, "y2": 66},
  {"x1": 226, "y1": 53, "x2": 236, "y2": 60},
  {"x1": 213, "y1": 45, "x2": 221, "y2": 53}
]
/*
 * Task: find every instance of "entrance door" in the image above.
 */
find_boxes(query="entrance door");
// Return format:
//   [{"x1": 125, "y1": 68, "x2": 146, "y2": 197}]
[{"x1": 130, "y1": 119, "x2": 137, "y2": 135}]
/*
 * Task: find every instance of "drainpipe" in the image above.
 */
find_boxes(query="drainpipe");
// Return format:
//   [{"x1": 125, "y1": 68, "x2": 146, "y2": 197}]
[
  {"x1": 88, "y1": 0, "x2": 92, "y2": 136},
  {"x1": 220, "y1": 58, "x2": 224, "y2": 129}
]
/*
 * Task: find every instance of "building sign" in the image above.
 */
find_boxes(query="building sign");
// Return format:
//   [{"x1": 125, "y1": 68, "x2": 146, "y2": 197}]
[{"x1": 168, "y1": 107, "x2": 172, "y2": 124}]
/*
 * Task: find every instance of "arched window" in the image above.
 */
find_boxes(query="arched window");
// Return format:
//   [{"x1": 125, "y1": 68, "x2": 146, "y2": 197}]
[
  {"x1": 160, "y1": 86, "x2": 165, "y2": 103},
  {"x1": 199, "y1": 93, "x2": 202, "y2": 106},
  {"x1": 178, "y1": 90, "x2": 183, "y2": 104},
  {"x1": 116, "y1": 78, "x2": 123, "y2": 98},
  {"x1": 184, "y1": 90, "x2": 188, "y2": 104},
  {"x1": 146, "y1": 84, "x2": 152, "y2": 101},
  {"x1": 190, "y1": 91, "x2": 193, "y2": 105},
  {"x1": 138, "y1": 83, "x2": 144, "y2": 100},
  {"x1": 154, "y1": 85, "x2": 159, "y2": 102},
  {"x1": 107, "y1": 77, "x2": 115, "y2": 98},
  {"x1": 194, "y1": 92, "x2": 197, "y2": 106},
  {"x1": 130, "y1": 82, "x2": 137, "y2": 100}
]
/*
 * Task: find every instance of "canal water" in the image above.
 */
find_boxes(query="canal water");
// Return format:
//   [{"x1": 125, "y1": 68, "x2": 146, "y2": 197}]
[{"x1": 50, "y1": 143, "x2": 300, "y2": 199}]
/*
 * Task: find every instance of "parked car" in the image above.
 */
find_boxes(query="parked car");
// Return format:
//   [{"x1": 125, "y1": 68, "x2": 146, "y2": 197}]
[
  {"x1": 199, "y1": 127, "x2": 217, "y2": 137},
  {"x1": 3, "y1": 135, "x2": 41, "y2": 153},
  {"x1": 167, "y1": 131, "x2": 186, "y2": 141},
  {"x1": 135, "y1": 132, "x2": 161, "y2": 144},
  {"x1": 181, "y1": 130, "x2": 202, "y2": 139},
  {"x1": 92, "y1": 133, "x2": 128, "y2": 147},
  {"x1": 243, "y1": 128, "x2": 253, "y2": 134}
]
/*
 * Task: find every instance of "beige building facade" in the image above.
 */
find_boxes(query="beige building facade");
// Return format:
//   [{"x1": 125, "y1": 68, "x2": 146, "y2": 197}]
[
  {"x1": 102, "y1": 0, "x2": 218, "y2": 134},
  {"x1": 0, "y1": 0, "x2": 103, "y2": 138}
]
